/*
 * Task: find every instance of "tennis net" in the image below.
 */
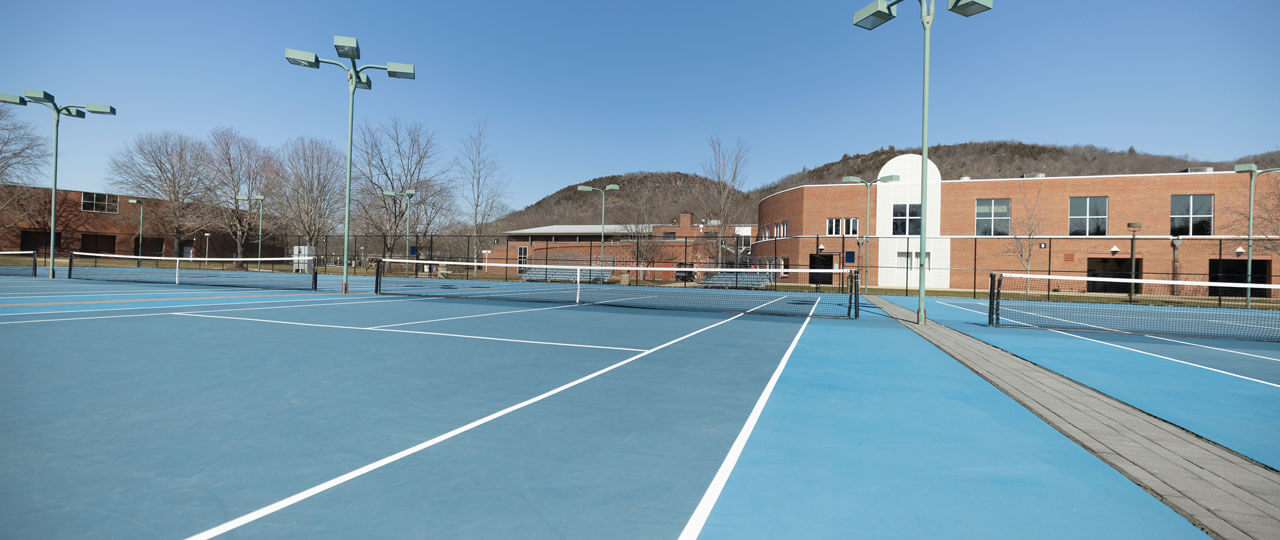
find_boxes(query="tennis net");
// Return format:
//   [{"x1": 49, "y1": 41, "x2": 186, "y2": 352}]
[
  {"x1": 0, "y1": 251, "x2": 37, "y2": 277},
  {"x1": 375, "y1": 259, "x2": 859, "y2": 318},
  {"x1": 69, "y1": 252, "x2": 319, "y2": 291},
  {"x1": 989, "y1": 273, "x2": 1280, "y2": 342}
]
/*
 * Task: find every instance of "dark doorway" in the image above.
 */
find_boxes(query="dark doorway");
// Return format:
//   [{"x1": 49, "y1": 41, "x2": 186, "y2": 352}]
[
  {"x1": 809, "y1": 254, "x2": 833, "y2": 285},
  {"x1": 80, "y1": 234, "x2": 117, "y2": 253},
  {"x1": 20, "y1": 230, "x2": 61, "y2": 253},
  {"x1": 1209, "y1": 259, "x2": 1272, "y2": 298},
  {"x1": 1087, "y1": 257, "x2": 1142, "y2": 294}
]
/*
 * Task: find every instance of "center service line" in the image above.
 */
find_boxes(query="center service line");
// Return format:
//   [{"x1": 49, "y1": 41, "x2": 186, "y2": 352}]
[{"x1": 185, "y1": 310, "x2": 750, "y2": 539}]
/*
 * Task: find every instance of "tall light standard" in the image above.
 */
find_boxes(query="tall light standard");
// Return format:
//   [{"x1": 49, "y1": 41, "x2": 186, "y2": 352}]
[
  {"x1": 204, "y1": 232, "x2": 212, "y2": 258},
  {"x1": 1, "y1": 91, "x2": 115, "y2": 278},
  {"x1": 843, "y1": 174, "x2": 900, "y2": 295},
  {"x1": 236, "y1": 194, "x2": 266, "y2": 269},
  {"x1": 577, "y1": 184, "x2": 620, "y2": 250},
  {"x1": 1233, "y1": 163, "x2": 1279, "y2": 308},
  {"x1": 1127, "y1": 222, "x2": 1142, "y2": 302},
  {"x1": 286, "y1": 36, "x2": 414, "y2": 293},
  {"x1": 852, "y1": 0, "x2": 994, "y2": 323},
  {"x1": 127, "y1": 199, "x2": 144, "y2": 263},
  {"x1": 383, "y1": 189, "x2": 416, "y2": 271}
]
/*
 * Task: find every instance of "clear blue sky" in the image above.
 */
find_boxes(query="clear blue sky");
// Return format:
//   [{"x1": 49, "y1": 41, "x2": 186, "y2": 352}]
[{"x1": 2, "y1": 0, "x2": 1277, "y2": 209}]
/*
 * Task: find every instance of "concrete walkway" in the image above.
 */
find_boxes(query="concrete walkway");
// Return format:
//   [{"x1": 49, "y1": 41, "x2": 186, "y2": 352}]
[{"x1": 870, "y1": 296, "x2": 1280, "y2": 540}]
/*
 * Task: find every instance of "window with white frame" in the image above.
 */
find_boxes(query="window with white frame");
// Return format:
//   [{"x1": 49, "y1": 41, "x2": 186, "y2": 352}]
[
  {"x1": 781, "y1": 221, "x2": 787, "y2": 237},
  {"x1": 81, "y1": 192, "x2": 119, "y2": 213},
  {"x1": 892, "y1": 204, "x2": 920, "y2": 235},
  {"x1": 826, "y1": 218, "x2": 841, "y2": 236},
  {"x1": 1068, "y1": 196, "x2": 1107, "y2": 236},
  {"x1": 975, "y1": 198, "x2": 1011, "y2": 236},
  {"x1": 1170, "y1": 194, "x2": 1212, "y2": 236},
  {"x1": 843, "y1": 217, "x2": 858, "y2": 236}
]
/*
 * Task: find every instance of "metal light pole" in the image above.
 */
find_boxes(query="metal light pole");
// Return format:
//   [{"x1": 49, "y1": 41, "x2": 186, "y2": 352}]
[
  {"x1": 1233, "y1": 163, "x2": 1279, "y2": 308},
  {"x1": 204, "y1": 232, "x2": 212, "y2": 258},
  {"x1": 1127, "y1": 222, "x2": 1141, "y2": 302},
  {"x1": 843, "y1": 174, "x2": 900, "y2": 295},
  {"x1": 286, "y1": 37, "x2": 414, "y2": 293},
  {"x1": 853, "y1": 0, "x2": 993, "y2": 323},
  {"x1": 237, "y1": 194, "x2": 266, "y2": 269},
  {"x1": 1, "y1": 91, "x2": 115, "y2": 278},
  {"x1": 383, "y1": 189, "x2": 416, "y2": 275},
  {"x1": 127, "y1": 199, "x2": 144, "y2": 264},
  {"x1": 577, "y1": 184, "x2": 620, "y2": 252}
]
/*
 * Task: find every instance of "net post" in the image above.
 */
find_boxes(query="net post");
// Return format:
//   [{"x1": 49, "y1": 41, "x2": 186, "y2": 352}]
[
  {"x1": 310, "y1": 257, "x2": 318, "y2": 291},
  {"x1": 850, "y1": 269, "x2": 859, "y2": 319},
  {"x1": 988, "y1": 273, "x2": 1000, "y2": 327},
  {"x1": 174, "y1": 257, "x2": 181, "y2": 285},
  {"x1": 575, "y1": 267, "x2": 581, "y2": 304},
  {"x1": 374, "y1": 259, "x2": 383, "y2": 294},
  {"x1": 67, "y1": 252, "x2": 75, "y2": 279}
]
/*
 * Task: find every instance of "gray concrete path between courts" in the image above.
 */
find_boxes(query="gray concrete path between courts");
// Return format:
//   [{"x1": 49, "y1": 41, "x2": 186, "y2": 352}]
[{"x1": 869, "y1": 296, "x2": 1280, "y2": 540}]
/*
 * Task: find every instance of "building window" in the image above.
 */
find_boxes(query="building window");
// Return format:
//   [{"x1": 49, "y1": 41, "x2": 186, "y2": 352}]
[
  {"x1": 81, "y1": 192, "x2": 119, "y2": 213},
  {"x1": 1171, "y1": 194, "x2": 1212, "y2": 236},
  {"x1": 892, "y1": 204, "x2": 920, "y2": 236},
  {"x1": 843, "y1": 218, "x2": 858, "y2": 236},
  {"x1": 780, "y1": 221, "x2": 787, "y2": 237},
  {"x1": 663, "y1": 232, "x2": 675, "y2": 240},
  {"x1": 826, "y1": 218, "x2": 841, "y2": 236},
  {"x1": 1068, "y1": 196, "x2": 1107, "y2": 236},
  {"x1": 976, "y1": 198, "x2": 1011, "y2": 236}
]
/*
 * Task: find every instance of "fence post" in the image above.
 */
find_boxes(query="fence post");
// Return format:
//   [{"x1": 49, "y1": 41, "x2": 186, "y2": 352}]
[{"x1": 987, "y1": 273, "x2": 998, "y2": 326}]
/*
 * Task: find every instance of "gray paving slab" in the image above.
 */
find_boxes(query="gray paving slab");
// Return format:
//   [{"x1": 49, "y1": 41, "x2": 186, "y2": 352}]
[{"x1": 869, "y1": 295, "x2": 1280, "y2": 540}]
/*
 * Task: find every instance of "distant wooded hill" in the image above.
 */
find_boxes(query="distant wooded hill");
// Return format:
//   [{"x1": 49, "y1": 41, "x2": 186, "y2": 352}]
[{"x1": 492, "y1": 141, "x2": 1280, "y2": 232}]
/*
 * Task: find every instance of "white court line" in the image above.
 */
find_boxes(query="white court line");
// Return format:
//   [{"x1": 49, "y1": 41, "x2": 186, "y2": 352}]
[
  {"x1": 937, "y1": 301, "x2": 1280, "y2": 389},
  {"x1": 1143, "y1": 335, "x2": 1280, "y2": 363},
  {"x1": 173, "y1": 312, "x2": 647, "y2": 352},
  {"x1": 0, "y1": 295, "x2": 360, "y2": 318},
  {"x1": 679, "y1": 297, "x2": 816, "y2": 538},
  {"x1": 0, "y1": 297, "x2": 413, "y2": 325},
  {"x1": 184, "y1": 308, "x2": 753, "y2": 540},
  {"x1": 368, "y1": 295, "x2": 658, "y2": 329}
]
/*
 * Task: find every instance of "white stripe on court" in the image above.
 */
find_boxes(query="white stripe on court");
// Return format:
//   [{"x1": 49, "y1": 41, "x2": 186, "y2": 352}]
[
  {"x1": 937, "y1": 301, "x2": 1280, "y2": 389},
  {"x1": 184, "y1": 308, "x2": 751, "y2": 540},
  {"x1": 679, "y1": 297, "x2": 818, "y2": 538},
  {"x1": 173, "y1": 312, "x2": 647, "y2": 352},
  {"x1": 0, "y1": 295, "x2": 401, "y2": 321},
  {"x1": 368, "y1": 295, "x2": 659, "y2": 328}
]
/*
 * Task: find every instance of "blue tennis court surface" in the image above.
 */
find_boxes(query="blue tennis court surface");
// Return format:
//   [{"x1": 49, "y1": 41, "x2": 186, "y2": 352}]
[
  {"x1": 883, "y1": 295, "x2": 1280, "y2": 470},
  {"x1": 1, "y1": 275, "x2": 1210, "y2": 538}
]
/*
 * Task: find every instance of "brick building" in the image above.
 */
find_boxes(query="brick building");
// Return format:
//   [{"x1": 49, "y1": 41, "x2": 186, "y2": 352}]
[
  {"x1": 754, "y1": 154, "x2": 1278, "y2": 292},
  {"x1": 483, "y1": 212, "x2": 756, "y2": 279},
  {"x1": 0, "y1": 184, "x2": 234, "y2": 258}
]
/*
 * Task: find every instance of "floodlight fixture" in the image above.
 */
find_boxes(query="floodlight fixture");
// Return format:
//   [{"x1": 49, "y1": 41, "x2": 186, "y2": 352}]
[
  {"x1": 0, "y1": 93, "x2": 26, "y2": 105},
  {"x1": 853, "y1": 1, "x2": 896, "y2": 30},
  {"x1": 577, "y1": 185, "x2": 593, "y2": 191},
  {"x1": 405, "y1": 189, "x2": 416, "y2": 197},
  {"x1": 1234, "y1": 163, "x2": 1258, "y2": 173},
  {"x1": 23, "y1": 89, "x2": 54, "y2": 103},
  {"x1": 285, "y1": 34, "x2": 414, "y2": 292},
  {"x1": 85, "y1": 104, "x2": 116, "y2": 115},
  {"x1": 948, "y1": 0, "x2": 994, "y2": 17},
  {"x1": 605, "y1": 184, "x2": 620, "y2": 191},
  {"x1": 285, "y1": 48, "x2": 320, "y2": 68},
  {"x1": 252, "y1": 195, "x2": 264, "y2": 201},
  {"x1": 386, "y1": 62, "x2": 415, "y2": 80},
  {"x1": 61, "y1": 108, "x2": 86, "y2": 119},
  {"x1": 851, "y1": 0, "x2": 993, "y2": 325},
  {"x1": 382, "y1": 190, "x2": 396, "y2": 196},
  {"x1": 334, "y1": 36, "x2": 361, "y2": 60},
  {"x1": 127, "y1": 199, "x2": 139, "y2": 204}
]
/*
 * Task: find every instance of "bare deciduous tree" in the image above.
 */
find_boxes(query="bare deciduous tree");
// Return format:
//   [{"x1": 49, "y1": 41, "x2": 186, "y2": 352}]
[
  {"x1": 0, "y1": 108, "x2": 47, "y2": 231},
  {"x1": 457, "y1": 120, "x2": 509, "y2": 240},
  {"x1": 1004, "y1": 183, "x2": 1046, "y2": 288},
  {"x1": 207, "y1": 128, "x2": 273, "y2": 258},
  {"x1": 108, "y1": 131, "x2": 212, "y2": 256},
  {"x1": 353, "y1": 118, "x2": 452, "y2": 257},
  {"x1": 266, "y1": 136, "x2": 344, "y2": 249},
  {"x1": 701, "y1": 136, "x2": 750, "y2": 227}
]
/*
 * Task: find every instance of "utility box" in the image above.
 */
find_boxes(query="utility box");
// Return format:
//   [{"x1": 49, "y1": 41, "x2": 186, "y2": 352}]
[{"x1": 292, "y1": 246, "x2": 316, "y2": 273}]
